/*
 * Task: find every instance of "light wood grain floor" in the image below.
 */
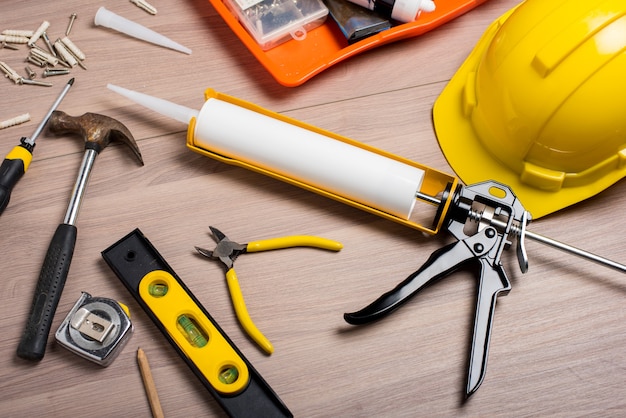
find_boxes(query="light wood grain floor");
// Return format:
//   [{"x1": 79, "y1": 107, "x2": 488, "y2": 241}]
[{"x1": 1, "y1": 0, "x2": 624, "y2": 416}]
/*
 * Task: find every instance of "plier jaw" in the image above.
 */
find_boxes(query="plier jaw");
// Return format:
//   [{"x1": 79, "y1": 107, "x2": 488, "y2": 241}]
[
  {"x1": 344, "y1": 181, "x2": 530, "y2": 397},
  {"x1": 195, "y1": 226, "x2": 247, "y2": 269}
]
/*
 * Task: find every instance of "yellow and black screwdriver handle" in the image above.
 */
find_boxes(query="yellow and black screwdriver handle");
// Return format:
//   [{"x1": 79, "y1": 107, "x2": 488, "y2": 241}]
[
  {"x1": 102, "y1": 228, "x2": 292, "y2": 418},
  {"x1": 0, "y1": 140, "x2": 33, "y2": 215}
]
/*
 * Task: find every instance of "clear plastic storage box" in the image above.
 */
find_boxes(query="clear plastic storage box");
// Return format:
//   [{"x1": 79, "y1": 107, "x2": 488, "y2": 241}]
[{"x1": 223, "y1": 0, "x2": 329, "y2": 51}]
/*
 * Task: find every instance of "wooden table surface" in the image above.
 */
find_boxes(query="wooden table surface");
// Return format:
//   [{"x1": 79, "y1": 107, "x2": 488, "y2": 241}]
[{"x1": 1, "y1": 0, "x2": 624, "y2": 416}]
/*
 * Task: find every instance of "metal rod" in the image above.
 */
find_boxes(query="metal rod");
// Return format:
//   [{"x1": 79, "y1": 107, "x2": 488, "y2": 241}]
[
  {"x1": 25, "y1": 77, "x2": 74, "y2": 145},
  {"x1": 415, "y1": 191, "x2": 626, "y2": 273},
  {"x1": 487, "y1": 216, "x2": 626, "y2": 274},
  {"x1": 524, "y1": 229, "x2": 626, "y2": 274},
  {"x1": 415, "y1": 190, "x2": 441, "y2": 206}
]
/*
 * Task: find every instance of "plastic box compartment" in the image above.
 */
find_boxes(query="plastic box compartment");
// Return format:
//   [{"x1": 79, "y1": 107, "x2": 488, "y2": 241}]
[
  {"x1": 223, "y1": 0, "x2": 329, "y2": 51},
  {"x1": 209, "y1": 0, "x2": 491, "y2": 86}
]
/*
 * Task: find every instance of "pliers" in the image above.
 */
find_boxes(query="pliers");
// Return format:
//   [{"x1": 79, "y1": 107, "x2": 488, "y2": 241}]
[{"x1": 196, "y1": 226, "x2": 343, "y2": 354}]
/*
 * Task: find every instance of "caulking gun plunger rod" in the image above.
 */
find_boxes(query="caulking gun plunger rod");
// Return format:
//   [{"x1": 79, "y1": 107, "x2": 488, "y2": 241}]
[
  {"x1": 415, "y1": 191, "x2": 626, "y2": 274},
  {"x1": 107, "y1": 84, "x2": 626, "y2": 275}
]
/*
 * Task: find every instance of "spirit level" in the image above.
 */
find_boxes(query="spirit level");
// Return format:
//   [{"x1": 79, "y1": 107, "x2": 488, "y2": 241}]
[{"x1": 102, "y1": 228, "x2": 292, "y2": 418}]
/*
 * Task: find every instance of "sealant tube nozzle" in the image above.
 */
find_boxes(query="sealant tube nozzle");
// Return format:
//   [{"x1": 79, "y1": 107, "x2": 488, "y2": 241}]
[
  {"x1": 107, "y1": 84, "x2": 199, "y2": 124},
  {"x1": 95, "y1": 7, "x2": 192, "y2": 55}
]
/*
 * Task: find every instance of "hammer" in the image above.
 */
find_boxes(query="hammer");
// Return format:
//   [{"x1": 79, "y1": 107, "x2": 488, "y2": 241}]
[{"x1": 17, "y1": 111, "x2": 143, "y2": 361}]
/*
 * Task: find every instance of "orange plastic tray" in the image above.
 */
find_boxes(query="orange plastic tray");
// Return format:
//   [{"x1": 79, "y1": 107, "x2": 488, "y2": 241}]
[{"x1": 208, "y1": 0, "x2": 490, "y2": 87}]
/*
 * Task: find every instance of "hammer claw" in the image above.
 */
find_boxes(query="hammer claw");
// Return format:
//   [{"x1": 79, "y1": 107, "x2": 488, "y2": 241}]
[
  {"x1": 110, "y1": 127, "x2": 144, "y2": 165},
  {"x1": 48, "y1": 111, "x2": 143, "y2": 165}
]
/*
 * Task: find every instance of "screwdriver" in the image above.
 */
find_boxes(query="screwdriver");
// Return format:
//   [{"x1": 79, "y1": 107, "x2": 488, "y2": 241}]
[{"x1": 0, "y1": 78, "x2": 74, "y2": 215}]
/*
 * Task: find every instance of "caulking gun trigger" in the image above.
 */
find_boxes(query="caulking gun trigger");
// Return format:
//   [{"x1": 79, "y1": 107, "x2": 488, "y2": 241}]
[{"x1": 344, "y1": 181, "x2": 531, "y2": 396}]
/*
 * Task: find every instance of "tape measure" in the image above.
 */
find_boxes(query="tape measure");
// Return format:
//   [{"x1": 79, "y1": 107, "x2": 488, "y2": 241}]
[{"x1": 55, "y1": 292, "x2": 133, "y2": 366}]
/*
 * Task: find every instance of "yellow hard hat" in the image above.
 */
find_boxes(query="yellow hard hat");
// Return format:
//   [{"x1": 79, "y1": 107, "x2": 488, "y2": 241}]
[{"x1": 433, "y1": 0, "x2": 626, "y2": 218}]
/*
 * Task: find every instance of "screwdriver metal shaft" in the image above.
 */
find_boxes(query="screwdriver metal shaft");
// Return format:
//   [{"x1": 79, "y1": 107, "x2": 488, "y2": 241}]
[
  {"x1": 25, "y1": 78, "x2": 74, "y2": 145},
  {"x1": 0, "y1": 78, "x2": 74, "y2": 215}
]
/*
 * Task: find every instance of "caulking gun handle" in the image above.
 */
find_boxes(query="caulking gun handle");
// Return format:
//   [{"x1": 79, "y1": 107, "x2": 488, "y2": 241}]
[
  {"x1": 343, "y1": 241, "x2": 474, "y2": 325},
  {"x1": 466, "y1": 258, "x2": 511, "y2": 396},
  {"x1": 17, "y1": 223, "x2": 77, "y2": 361}
]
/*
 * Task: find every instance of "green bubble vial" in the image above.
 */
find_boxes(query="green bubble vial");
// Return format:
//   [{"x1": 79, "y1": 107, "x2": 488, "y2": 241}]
[
  {"x1": 148, "y1": 283, "x2": 169, "y2": 297},
  {"x1": 219, "y1": 366, "x2": 239, "y2": 384},
  {"x1": 177, "y1": 315, "x2": 208, "y2": 348}
]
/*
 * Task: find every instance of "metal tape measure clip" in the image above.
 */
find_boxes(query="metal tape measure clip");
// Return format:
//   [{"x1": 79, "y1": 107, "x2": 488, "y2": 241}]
[{"x1": 55, "y1": 291, "x2": 133, "y2": 366}]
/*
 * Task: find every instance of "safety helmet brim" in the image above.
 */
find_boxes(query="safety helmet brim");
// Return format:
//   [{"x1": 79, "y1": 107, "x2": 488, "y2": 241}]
[{"x1": 433, "y1": 4, "x2": 625, "y2": 219}]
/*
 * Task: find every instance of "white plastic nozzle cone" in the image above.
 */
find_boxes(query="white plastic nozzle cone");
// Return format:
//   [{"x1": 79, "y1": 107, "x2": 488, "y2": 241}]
[
  {"x1": 107, "y1": 84, "x2": 199, "y2": 124},
  {"x1": 95, "y1": 7, "x2": 192, "y2": 55}
]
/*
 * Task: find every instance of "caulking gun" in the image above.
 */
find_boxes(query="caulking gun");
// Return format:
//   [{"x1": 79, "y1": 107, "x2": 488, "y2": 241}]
[{"x1": 108, "y1": 84, "x2": 625, "y2": 396}]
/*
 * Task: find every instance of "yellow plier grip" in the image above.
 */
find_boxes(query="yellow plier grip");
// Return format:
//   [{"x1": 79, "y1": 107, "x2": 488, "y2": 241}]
[
  {"x1": 228, "y1": 236, "x2": 342, "y2": 355},
  {"x1": 246, "y1": 236, "x2": 344, "y2": 252},
  {"x1": 225, "y1": 267, "x2": 275, "y2": 354}
]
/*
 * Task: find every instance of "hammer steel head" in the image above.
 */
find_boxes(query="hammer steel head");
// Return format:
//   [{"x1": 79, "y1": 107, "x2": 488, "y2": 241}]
[{"x1": 48, "y1": 111, "x2": 144, "y2": 165}]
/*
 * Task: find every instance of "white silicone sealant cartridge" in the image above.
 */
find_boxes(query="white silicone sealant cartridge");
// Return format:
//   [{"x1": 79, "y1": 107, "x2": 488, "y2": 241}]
[
  {"x1": 188, "y1": 89, "x2": 458, "y2": 233},
  {"x1": 194, "y1": 98, "x2": 423, "y2": 219},
  {"x1": 107, "y1": 84, "x2": 458, "y2": 234}
]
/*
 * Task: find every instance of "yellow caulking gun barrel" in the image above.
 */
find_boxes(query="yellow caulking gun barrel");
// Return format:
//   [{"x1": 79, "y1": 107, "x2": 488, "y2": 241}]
[{"x1": 107, "y1": 84, "x2": 458, "y2": 235}]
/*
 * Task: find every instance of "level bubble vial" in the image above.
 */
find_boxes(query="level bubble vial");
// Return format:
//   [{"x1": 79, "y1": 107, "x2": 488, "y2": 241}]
[
  {"x1": 148, "y1": 282, "x2": 169, "y2": 297},
  {"x1": 219, "y1": 365, "x2": 239, "y2": 385},
  {"x1": 177, "y1": 314, "x2": 208, "y2": 348}
]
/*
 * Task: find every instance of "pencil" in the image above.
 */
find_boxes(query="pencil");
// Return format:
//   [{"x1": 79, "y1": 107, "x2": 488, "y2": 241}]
[{"x1": 137, "y1": 347, "x2": 165, "y2": 418}]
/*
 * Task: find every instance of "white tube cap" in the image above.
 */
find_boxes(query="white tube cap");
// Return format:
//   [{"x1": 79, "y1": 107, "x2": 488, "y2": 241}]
[
  {"x1": 95, "y1": 7, "x2": 191, "y2": 54},
  {"x1": 391, "y1": 0, "x2": 436, "y2": 23}
]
